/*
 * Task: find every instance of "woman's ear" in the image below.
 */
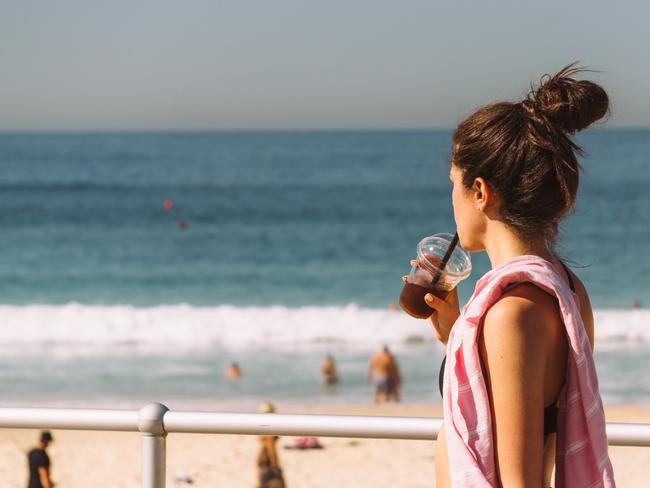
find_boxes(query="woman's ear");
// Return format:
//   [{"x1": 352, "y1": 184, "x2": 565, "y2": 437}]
[{"x1": 471, "y1": 177, "x2": 491, "y2": 211}]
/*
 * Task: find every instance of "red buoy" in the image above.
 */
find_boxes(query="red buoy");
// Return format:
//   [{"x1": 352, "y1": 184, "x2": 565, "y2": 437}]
[
  {"x1": 163, "y1": 199, "x2": 174, "y2": 210},
  {"x1": 176, "y1": 220, "x2": 188, "y2": 230}
]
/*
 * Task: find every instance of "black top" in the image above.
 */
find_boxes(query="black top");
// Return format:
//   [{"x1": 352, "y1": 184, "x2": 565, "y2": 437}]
[
  {"x1": 27, "y1": 448, "x2": 50, "y2": 488},
  {"x1": 438, "y1": 261, "x2": 575, "y2": 437}
]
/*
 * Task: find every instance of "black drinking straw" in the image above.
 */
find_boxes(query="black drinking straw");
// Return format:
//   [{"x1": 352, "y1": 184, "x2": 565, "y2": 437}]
[{"x1": 431, "y1": 232, "x2": 459, "y2": 286}]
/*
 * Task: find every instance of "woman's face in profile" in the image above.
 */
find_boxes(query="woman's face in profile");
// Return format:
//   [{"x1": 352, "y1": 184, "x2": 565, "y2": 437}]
[{"x1": 449, "y1": 164, "x2": 484, "y2": 252}]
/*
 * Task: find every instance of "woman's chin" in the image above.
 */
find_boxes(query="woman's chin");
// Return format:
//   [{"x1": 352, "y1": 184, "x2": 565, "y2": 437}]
[{"x1": 458, "y1": 237, "x2": 482, "y2": 252}]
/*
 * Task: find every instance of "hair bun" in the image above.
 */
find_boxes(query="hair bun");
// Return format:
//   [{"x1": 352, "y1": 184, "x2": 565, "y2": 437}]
[{"x1": 529, "y1": 63, "x2": 609, "y2": 134}]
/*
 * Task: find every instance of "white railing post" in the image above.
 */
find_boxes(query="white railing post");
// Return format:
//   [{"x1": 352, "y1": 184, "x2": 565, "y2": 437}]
[{"x1": 138, "y1": 403, "x2": 169, "y2": 488}]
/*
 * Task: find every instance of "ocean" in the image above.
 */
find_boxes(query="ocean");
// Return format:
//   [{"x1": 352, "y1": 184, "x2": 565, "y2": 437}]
[{"x1": 1, "y1": 129, "x2": 649, "y2": 409}]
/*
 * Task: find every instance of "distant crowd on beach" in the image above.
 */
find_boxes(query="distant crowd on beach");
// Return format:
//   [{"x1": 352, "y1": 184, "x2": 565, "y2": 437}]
[
  {"x1": 233, "y1": 346, "x2": 402, "y2": 487},
  {"x1": 249, "y1": 343, "x2": 403, "y2": 488},
  {"x1": 24, "y1": 346, "x2": 402, "y2": 488},
  {"x1": 225, "y1": 345, "x2": 403, "y2": 406}
]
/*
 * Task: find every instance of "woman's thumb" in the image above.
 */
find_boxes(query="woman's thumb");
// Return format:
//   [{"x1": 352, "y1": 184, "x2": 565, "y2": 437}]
[{"x1": 424, "y1": 293, "x2": 446, "y2": 310}]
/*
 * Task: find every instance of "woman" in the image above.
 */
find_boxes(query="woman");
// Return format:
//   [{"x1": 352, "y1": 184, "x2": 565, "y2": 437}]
[{"x1": 417, "y1": 65, "x2": 615, "y2": 487}]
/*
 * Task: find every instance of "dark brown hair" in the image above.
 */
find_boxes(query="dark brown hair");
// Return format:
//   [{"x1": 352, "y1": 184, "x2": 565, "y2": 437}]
[{"x1": 452, "y1": 63, "x2": 609, "y2": 246}]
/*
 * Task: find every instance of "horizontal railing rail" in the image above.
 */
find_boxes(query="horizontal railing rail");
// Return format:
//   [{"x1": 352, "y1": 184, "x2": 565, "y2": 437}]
[{"x1": 2, "y1": 404, "x2": 649, "y2": 487}]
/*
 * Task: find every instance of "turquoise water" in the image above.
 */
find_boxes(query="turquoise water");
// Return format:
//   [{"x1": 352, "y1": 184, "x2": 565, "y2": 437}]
[
  {"x1": 1, "y1": 129, "x2": 648, "y2": 307},
  {"x1": 0, "y1": 129, "x2": 648, "y2": 407}
]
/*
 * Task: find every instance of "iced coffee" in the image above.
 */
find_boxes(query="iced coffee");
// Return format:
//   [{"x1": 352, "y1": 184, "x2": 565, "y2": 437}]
[{"x1": 399, "y1": 233, "x2": 471, "y2": 319}]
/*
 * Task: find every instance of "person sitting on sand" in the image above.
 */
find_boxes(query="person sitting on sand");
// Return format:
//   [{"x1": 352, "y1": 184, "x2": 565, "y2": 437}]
[
  {"x1": 367, "y1": 345, "x2": 400, "y2": 404},
  {"x1": 321, "y1": 353, "x2": 338, "y2": 385},
  {"x1": 27, "y1": 431, "x2": 54, "y2": 488},
  {"x1": 256, "y1": 402, "x2": 285, "y2": 488},
  {"x1": 291, "y1": 436, "x2": 322, "y2": 449},
  {"x1": 225, "y1": 361, "x2": 242, "y2": 379}
]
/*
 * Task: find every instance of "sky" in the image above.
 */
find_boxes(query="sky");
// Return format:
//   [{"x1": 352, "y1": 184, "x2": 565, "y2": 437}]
[{"x1": 0, "y1": 0, "x2": 648, "y2": 131}]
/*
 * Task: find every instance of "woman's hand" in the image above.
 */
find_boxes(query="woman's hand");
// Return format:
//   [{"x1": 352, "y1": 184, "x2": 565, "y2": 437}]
[
  {"x1": 403, "y1": 260, "x2": 461, "y2": 345},
  {"x1": 425, "y1": 287, "x2": 460, "y2": 345}
]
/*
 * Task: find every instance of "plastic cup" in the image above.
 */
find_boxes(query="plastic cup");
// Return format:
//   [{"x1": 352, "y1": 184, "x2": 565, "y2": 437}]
[{"x1": 399, "y1": 233, "x2": 472, "y2": 319}]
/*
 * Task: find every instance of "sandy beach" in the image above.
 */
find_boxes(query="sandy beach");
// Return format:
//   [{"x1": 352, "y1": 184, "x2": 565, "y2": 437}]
[{"x1": 1, "y1": 403, "x2": 648, "y2": 487}]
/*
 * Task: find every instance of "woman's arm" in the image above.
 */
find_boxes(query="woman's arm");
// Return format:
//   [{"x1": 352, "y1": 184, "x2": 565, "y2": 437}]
[{"x1": 479, "y1": 284, "x2": 558, "y2": 488}]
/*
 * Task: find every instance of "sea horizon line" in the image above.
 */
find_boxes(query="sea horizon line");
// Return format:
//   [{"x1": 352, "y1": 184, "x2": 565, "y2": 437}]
[{"x1": 0, "y1": 125, "x2": 647, "y2": 136}]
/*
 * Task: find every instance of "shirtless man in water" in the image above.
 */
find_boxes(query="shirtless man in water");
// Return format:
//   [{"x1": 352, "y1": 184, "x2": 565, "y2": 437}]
[
  {"x1": 367, "y1": 345, "x2": 401, "y2": 403},
  {"x1": 321, "y1": 354, "x2": 338, "y2": 385}
]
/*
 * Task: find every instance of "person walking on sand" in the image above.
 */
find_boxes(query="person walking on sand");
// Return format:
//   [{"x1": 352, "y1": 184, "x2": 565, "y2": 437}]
[
  {"x1": 27, "y1": 431, "x2": 54, "y2": 488},
  {"x1": 321, "y1": 353, "x2": 338, "y2": 385},
  {"x1": 411, "y1": 64, "x2": 614, "y2": 486},
  {"x1": 367, "y1": 345, "x2": 399, "y2": 404},
  {"x1": 256, "y1": 402, "x2": 285, "y2": 488}
]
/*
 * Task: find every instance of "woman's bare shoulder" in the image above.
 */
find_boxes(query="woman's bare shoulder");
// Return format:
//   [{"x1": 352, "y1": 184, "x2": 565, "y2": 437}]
[
  {"x1": 482, "y1": 283, "x2": 558, "y2": 352},
  {"x1": 485, "y1": 283, "x2": 560, "y2": 326}
]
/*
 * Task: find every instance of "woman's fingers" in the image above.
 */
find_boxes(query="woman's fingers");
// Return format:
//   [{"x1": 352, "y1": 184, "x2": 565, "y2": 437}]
[
  {"x1": 402, "y1": 275, "x2": 408, "y2": 283},
  {"x1": 424, "y1": 293, "x2": 448, "y2": 311}
]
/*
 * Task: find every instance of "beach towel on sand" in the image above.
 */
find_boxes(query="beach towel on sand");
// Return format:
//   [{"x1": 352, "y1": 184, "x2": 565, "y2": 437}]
[{"x1": 442, "y1": 255, "x2": 615, "y2": 487}]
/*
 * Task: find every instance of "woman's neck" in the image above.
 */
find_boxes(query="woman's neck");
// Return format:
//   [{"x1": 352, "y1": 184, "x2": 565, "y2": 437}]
[{"x1": 483, "y1": 224, "x2": 554, "y2": 269}]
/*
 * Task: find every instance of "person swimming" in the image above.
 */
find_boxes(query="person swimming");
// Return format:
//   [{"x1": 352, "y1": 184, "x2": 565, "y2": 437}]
[{"x1": 224, "y1": 361, "x2": 242, "y2": 379}]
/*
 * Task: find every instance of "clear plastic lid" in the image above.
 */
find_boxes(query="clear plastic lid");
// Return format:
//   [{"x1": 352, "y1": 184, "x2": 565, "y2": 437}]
[{"x1": 415, "y1": 233, "x2": 472, "y2": 288}]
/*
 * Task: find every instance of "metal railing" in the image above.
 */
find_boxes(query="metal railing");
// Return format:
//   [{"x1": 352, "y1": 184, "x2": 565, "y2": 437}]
[{"x1": 1, "y1": 403, "x2": 649, "y2": 487}]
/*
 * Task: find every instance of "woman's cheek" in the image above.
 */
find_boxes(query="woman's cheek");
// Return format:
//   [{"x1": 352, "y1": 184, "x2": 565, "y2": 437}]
[{"x1": 451, "y1": 189, "x2": 463, "y2": 226}]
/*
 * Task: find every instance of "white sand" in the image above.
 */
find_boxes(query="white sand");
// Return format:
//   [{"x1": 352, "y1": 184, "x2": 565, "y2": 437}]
[{"x1": 1, "y1": 404, "x2": 648, "y2": 487}]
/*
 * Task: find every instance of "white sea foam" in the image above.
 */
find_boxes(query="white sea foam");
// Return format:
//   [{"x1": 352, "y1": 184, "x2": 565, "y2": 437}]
[
  {"x1": 0, "y1": 304, "x2": 647, "y2": 355},
  {"x1": 592, "y1": 309, "x2": 650, "y2": 347}
]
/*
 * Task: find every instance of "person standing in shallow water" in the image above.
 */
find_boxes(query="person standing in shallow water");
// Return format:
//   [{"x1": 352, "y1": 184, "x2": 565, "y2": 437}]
[
  {"x1": 321, "y1": 353, "x2": 338, "y2": 386},
  {"x1": 407, "y1": 64, "x2": 614, "y2": 486},
  {"x1": 367, "y1": 345, "x2": 401, "y2": 403},
  {"x1": 27, "y1": 431, "x2": 54, "y2": 488},
  {"x1": 386, "y1": 349, "x2": 402, "y2": 402}
]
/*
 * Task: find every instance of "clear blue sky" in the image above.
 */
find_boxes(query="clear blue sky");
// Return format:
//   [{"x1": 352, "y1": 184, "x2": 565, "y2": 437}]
[{"x1": 1, "y1": 0, "x2": 647, "y2": 131}]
